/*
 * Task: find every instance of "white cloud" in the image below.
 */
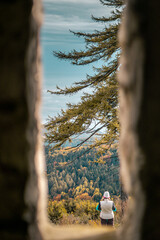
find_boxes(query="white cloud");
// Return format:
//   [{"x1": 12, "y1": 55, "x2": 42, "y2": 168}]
[
  {"x1": 42, "y1": 12, "x2": 106, "y2": 37},
  {"x1": 44, "y1": 18, "x2": 102, "y2": 32},
  {"x1": 41, "y1": 0, "x2": 112, "y2": 44},
  {"x1": 43, "y1": 0, "x2": 99, "y2": 5},
  {"x1": 43, "y1": 2, "x2": 108, "y2": 27}
]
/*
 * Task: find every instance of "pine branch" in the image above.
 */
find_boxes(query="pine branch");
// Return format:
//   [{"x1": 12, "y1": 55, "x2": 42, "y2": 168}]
[
  {"x1": 47, "y1": 62, "x2": 118, "y2": 96},
  {"x1": 91, "y1": 11, "x2": 121, "y2": 23},
  {"x1": 99, "y1": 0, "x2": 124, "y2": 7}
]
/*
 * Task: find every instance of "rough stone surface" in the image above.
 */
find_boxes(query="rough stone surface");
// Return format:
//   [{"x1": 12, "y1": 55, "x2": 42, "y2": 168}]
[
  {"x1": 0, "y1": 0, "x2": 42, "y2": 239},
  {"x1": 118, "y1": 0, "x2": 160, "y2": 240},
  {"x1": 138, "y1": 1, "x2": 160, "y2": 240}
]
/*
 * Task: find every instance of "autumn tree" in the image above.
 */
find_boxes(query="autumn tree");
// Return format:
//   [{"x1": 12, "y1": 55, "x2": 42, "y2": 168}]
[{"x1": 45, "y1": 0, "x2": 124, "y2": 150}]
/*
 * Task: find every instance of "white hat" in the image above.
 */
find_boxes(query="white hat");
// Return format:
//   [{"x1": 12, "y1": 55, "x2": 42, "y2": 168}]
[{"x1": 103, "y1": 191, "x2": 110, "y2": 198}]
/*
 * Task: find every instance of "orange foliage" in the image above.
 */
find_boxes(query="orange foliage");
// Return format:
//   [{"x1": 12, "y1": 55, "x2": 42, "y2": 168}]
[
  {"x1": 54, "y1": 194, "x2": 61, "y2": 201},
  {"x1": 76, "y1": 193, "x2": 92, "y2": 200}
]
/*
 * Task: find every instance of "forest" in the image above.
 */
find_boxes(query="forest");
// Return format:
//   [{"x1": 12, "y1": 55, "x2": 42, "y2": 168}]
[
  {"x1": 45, "y1": 143, "x2": 120, "y2": 201},
  {"x1": 45, "y1": 143, "x2": 127, "y2": 227}
]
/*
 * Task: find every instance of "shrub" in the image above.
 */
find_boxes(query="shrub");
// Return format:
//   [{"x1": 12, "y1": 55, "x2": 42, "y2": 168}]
[
  {"x1": 64, "y1": 199, "x2": 76, "y2": 214},
  {"x1": 47, "y1": 197, "x2": 128, "y2": 227},
  {"x1": 48, "y1": 200, "x2": 66, "y2": 224}
]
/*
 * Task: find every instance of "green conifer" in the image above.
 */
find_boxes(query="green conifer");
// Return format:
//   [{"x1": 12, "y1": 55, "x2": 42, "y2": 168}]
[{"x1": 45, "y1": 0, "x2": 124, "y2": 150}]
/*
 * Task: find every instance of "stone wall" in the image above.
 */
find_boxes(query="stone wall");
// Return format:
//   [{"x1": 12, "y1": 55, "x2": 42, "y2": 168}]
[
  {"x1": 118, "y1": 0, "x2": 160, "y2": 240},
  {"x1": 0, "y1": 0, "x2": 160, "y2": 239},
  {"x1": 0, "y1": 0, "x2": 42, "y2": 239}
]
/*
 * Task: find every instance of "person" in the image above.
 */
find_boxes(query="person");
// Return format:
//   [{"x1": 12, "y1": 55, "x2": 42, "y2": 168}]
[{"x1": 96, "y1": 191, "x2": 116, "y2": 226}]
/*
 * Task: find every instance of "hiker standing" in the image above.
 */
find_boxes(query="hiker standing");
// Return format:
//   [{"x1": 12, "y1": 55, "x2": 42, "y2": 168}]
[{"x1": 96, "y1": 191, "x2": 116, "y2": 226}]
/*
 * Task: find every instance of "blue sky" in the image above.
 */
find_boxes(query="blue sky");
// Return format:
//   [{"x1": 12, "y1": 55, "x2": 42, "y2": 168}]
[{"x1": 40, "y1": 0, "x2": 112, "y2": 123}]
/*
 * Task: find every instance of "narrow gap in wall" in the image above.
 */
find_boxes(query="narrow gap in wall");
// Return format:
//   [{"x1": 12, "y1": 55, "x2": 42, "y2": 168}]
[{"x1": 40, "y1": 0, "x2": 128, "y2": 232}]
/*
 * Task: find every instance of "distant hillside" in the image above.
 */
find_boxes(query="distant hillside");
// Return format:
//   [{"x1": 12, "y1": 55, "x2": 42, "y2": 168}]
[
  {"x1": 45, "y1": 144, "x2": 120, "y2": 201},
  {"x1": 43, "y1": 134, "x2": 97, "y2": 148}
]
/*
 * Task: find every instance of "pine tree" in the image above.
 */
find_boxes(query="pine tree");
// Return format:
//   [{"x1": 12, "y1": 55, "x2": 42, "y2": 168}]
[{"x1": 45, "y1": 0, "x2": 124, "y2": 150}]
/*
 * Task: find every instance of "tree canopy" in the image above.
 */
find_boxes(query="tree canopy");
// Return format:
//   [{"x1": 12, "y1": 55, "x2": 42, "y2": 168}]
[
  {"x1": 45, "y1": 0, "x2": 124, "y2": 151},
  {"x1": 45, "y1": 144, "x2": 120, "y2": 200}
]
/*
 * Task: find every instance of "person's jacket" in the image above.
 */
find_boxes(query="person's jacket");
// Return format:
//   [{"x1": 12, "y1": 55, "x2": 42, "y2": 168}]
[{"x1": 98, "y1": 199, "x2": 116, "y2": 220}]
